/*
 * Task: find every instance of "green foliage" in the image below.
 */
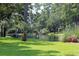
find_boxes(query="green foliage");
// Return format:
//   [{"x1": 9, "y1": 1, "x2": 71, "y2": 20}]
[
  {"x1": 33, "y1": 3, "x2": 79, "y2": 32},
  {"x1": 1, "y1": 3, "x2": 79, "y2": 42},
  {"x1": 48, "y1": 33, "x2": 64, "y2": 41},
  {"x1": 62, "y1": 26, "x2": 79, "y2": 42},
  {"x1": 0, "y1": 4, "x2": 25, "y2": 30},
  {"x1": 48, "y1": 33, "x2": 59, "y2": 41}
]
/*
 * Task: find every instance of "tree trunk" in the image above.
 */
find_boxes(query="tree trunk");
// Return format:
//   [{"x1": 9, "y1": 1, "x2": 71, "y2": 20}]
[
  {"x1": 22, "y1": 3, "x2": 31, "y2": 41},
  {"x1": 22, "y1": 31, "x2": 27, "y2": 41},
  {"x1": 1, "y1": 25, "x2": 6, "y2": 37}
]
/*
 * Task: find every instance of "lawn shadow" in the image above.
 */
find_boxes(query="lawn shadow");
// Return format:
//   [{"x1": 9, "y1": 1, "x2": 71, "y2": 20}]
[
  {"x1": 0, "y1": 42, "x2": 31, "y2": 56},
  {"x1": 0, "y1": 40, "x2": 54, "y2": 45},
  {"x1": 25, "y1": 42, "x2": 54, "y2": 45},
  {"x1": 18, "y1": 49, "x2": 60, "y2": 56},
  {"x1": 44, "y1": 51, "x2": 60, "y2": 56},
  {"x1": 0, "y1": 41, "x2": 60, "y2": 56}
]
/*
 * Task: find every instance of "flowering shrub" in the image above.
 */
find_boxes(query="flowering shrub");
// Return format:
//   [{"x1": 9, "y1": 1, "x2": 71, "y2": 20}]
[{"x1": 67, "y1": 35, "x2": 78, "y2": 42}]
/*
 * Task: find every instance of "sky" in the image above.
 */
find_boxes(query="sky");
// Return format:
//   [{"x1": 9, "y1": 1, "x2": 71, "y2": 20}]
[{"x1": 32, "y1": 3, "x2": 44, "y2": 14}]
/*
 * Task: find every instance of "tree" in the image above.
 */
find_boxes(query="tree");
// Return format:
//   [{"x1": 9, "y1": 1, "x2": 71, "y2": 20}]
[
  {"x1": 0, "y1": 4, "x2": 16, "y2": 37},
  {"x1": 0, "y1": 4, "x2": 25, "y2": 37},
  {"x1": 22, "y1": 3, "x2": 31, "y2": 41}
]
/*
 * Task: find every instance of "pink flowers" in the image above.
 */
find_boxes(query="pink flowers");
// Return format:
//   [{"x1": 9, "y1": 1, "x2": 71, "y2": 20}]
[{"x1": 67, "y1": 35, "x2": 78, "y2": 42}]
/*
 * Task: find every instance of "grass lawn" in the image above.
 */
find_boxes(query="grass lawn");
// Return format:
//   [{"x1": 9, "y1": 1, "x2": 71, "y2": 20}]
[{"x1": 0, "y1": 37, "x2": 79, "y2": 56}]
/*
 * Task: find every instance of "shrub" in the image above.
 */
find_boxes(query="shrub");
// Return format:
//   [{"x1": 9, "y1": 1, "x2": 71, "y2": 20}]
[
  {"x1": 63, "y1": 26, "x2": 79, "y2": 42},
  {"x1": 56, "y1": 34, "x2": 64, "y2": 42},
  {"x1": 67, "y1": 35, "x2": 78, "y2": 42},
  {"x1": 48, "y1": 33, "x2": 59, "y2": 41}
]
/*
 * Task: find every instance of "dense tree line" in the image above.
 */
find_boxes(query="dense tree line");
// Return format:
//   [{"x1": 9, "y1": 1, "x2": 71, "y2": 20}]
[
  {"x1": 31, "y1": 3, "x2": 79, "y2": 33},
  {"x1": 0, "y1": 3, "x2": 79, "y2": 38}
]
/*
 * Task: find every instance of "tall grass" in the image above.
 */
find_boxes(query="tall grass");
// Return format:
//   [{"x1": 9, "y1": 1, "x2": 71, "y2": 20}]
[{"x1": 62, "y1": 25, "x2": 79, "y2": 42}]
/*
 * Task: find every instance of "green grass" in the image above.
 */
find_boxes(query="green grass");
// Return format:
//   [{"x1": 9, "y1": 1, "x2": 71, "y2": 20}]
[{"x1": 0, "y1": 37, "x2": 79, "y2": 56}]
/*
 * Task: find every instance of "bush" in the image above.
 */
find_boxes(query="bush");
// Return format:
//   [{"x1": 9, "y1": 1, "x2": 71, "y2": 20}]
[
  {"x1": 63, "y1": 26, "x2": 79, "y2": 42},
  {"x1": 48, "y1": 33, "x2": 59, "y2": 41},
  {"x1": 66, "y1": 35, "x2": 78, "y2": 42},
  {"x1": 56, "y1": 34, "x2": 64, "y2": 42}
]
